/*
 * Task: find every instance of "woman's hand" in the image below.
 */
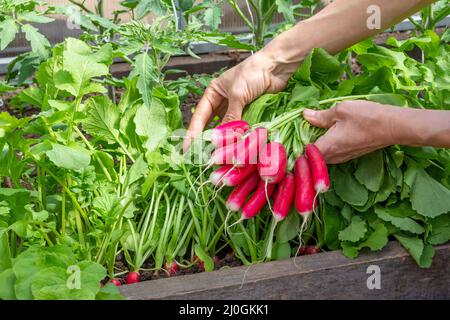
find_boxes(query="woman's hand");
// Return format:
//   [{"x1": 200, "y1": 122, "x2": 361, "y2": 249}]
[
  {"x1": 183, "y1": 50, "x2": 292, "y2": 150},
  {"x1": 303, "y1": 101, "x2": 399, "y2": 164},
  {"x1": 303, "y1": 100, "x2": 450, "y2": 164}
]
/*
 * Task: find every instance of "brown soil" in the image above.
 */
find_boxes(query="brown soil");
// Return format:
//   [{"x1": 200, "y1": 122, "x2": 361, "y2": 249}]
[
  {"x1": 112, "y1": 250, "x2": 243, "y2": 285},
  {"x1": 0, "y1": 88, "x2": 39, "y2": 118},
  {"x1": 181, "y1": 93, "x2": 200, "y2": 127}
]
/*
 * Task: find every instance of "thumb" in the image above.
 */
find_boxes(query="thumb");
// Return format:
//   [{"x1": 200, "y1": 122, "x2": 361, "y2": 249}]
[
  {"x1": 303, "y1": 108, "x2": 337, "y2": 129},
  {"x1": 222, "y1": 99, "x2": 244, "y2": 123}
]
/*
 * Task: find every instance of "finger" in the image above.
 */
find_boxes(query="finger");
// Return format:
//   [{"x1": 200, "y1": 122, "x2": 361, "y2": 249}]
[
  {"x1": 303, "y1": 108, "x2": 337, "y2": 129},
  {"x1": 184, "y1": 87, "x2": 224, "y2": 152},
  {"x1": 209, "y1": 99, "x2": 228, "y2": 124},
  {"x1": 222, "y1": 98, "x2": 244, "y2": 124},
  {"x1": 313, "y1": 126, "x2": 337, "y2": 164}
]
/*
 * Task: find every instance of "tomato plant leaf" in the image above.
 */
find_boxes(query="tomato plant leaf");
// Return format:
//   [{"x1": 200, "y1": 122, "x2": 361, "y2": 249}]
[
  {"x1": 133, "y1": 53, "x2": 157, "y2": 108},
  {"x1": 18, "y1": 12, "x2": 54, "y2": 24},
  {"x1": 204, "y1": 6, "x2": 222, "y2": 30},
  {"x1": 22, "y1": 24, "x2": 51, "y2": 59},
  {"x1": 0, "y1": 19, "x2": 18, "y2": 51},
  {"x1": 275, "y1": 0, "x2": 295, "y2": 24},
  {"x1": 83, "y1": 96, "x2": 120, "y2": 144}
]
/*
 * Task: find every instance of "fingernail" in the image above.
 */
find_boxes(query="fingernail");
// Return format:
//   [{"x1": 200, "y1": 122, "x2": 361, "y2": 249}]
[{"x1": 303, "y1": 109, "x2": 316, "y2": 119}]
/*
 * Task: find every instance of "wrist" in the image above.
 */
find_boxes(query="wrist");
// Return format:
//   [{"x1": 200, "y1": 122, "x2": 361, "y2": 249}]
[
  {"x1": 259, "y1": 22, "x2": 313, "y2": 82},
  {"x1": 384, "y1": 107, "x2": 427, "y2": 147}
]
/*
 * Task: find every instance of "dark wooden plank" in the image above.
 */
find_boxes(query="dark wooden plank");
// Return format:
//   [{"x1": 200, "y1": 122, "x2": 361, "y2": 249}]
[{"x1": 120, "y1": 242, "x2": 450, "y2": 300}]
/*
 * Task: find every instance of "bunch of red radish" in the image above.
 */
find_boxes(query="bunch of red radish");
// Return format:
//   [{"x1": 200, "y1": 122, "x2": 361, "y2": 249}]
[
  {"x1": 209, "y1": 120, "x2": 329, "y2": 227},
  {"x1": 111, "y1": 120, "x2": 329, "y2": 286}
]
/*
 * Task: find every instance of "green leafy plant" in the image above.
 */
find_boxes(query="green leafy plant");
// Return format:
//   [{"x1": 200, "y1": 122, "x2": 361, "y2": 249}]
[
  {"x1": 408, "y1": 0, "x2": 450, "y2": 32},
  {"x1": 0, "y1": 1, "x2": 449, "y2": 300},
  {"x1": 0, "y1": 244, "x2": 122, "y2": 300},
  {"x1": 0, "y1": 0, "x2": 54, "y2": 84},
  {"x1": 227, "y1": 0, "x2": 321, "y2": 48}
]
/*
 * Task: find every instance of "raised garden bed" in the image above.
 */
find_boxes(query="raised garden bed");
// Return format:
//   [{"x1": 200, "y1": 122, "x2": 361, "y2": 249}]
[
  {"x1": 119, "y1": 242, "x2": 450, "y2": 300},
  {"x1": 1, "y1": 15, "x2": 449, "y2": 300}
]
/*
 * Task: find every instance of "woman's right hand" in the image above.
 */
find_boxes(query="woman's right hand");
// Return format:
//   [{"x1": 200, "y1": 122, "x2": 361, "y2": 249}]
[{"x1": 183, "y1": 49, "x2": 292, "y2": 151}]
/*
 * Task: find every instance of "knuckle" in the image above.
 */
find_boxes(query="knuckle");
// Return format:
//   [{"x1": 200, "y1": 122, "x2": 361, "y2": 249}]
[
  {"x1": 229, "y1": 84, "x2": 245, "y2": 100},
  {"x1": 333, "y1": 103, "x2": 346, "y2": 117},
  {"x1": 334, "y1": 101, "x2": 357, "y2": 118},
  {"x1": 222, "y1": 113, "x2": 239, "y2": 122}
]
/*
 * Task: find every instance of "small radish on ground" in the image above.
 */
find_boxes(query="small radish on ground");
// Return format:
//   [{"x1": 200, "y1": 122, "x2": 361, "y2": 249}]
[
  {"x1": 242, "y1": 179, "x2": 276, "y2": 219},
  {"x1": 193, "y1": 255, "x2": 205, "y2": 272},
  {"x1": 305, "y1": 246, "x2": 321, "y2": 255},
  {"x1": 305, "y1": 144, "x2": 330, "y2": 193},
  {"x1": 110, "y1": 278, "x2": 122, "y2": 286},
  {"x1": 257, "y1": 142, "x2": 287, "y2": 184},
  {"x1": 126, "y1": 271, "x2": 140, "y2": 284},
  {"x1": 164, "y1": 261, "x2": 179, "y2": 276},
  {"x1": 226, "y1": 171, "x2": 260, "y2": 212}
]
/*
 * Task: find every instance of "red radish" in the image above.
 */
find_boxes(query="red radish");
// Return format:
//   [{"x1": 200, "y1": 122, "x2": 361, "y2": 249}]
[
  {"x1": 305, "y1": 144, "x2": 330, "y2": 193},
  {"x1": 211, "y1": 142, "x2": 239, "y2": 165},
  {"x1": 242, "y1": 180, "x2": 276, "y2": 219},
  {"x1": 226, "y1": 172, "x2": 259, "y2": 212},
  {"x1": 212, "y1": 131, "x2": 242, "y2": 149},
  {"x1": 110, "y1": 278, "x2": 122, "y2": 286},
  {"x1": 193, "y1": 256, "x2": 205, "y2": 272},
  {"x1": 213, "y1": 256, "x2": 220, "y2": 265},
  {"x1": 209, "y1": 165, "x2": 233, "y2": 186},
  {"x1": 126, "y1": 271, "x2": 140, "y2": 284},
  {"x1": 294, "y1": 156, "x2": 316, "y2": 216},
  {"x1": 272, "y1": 173, "x2": 295, "y2": 221},
  {"x1": 215, "y1": 120, "x2": 249, "y2": 132},
  {"x1": 211, "y1": 120, "x2": 249, "y2": 148},
  {"x1": 257, "y1": 142, "x2": 287, "y2": 184},
  {"x1": 222, "y1": 165, "x2": 257, "y2": 187},
  {"x1": 164, "y1": 261, "x2": 179, "y2": 276},
  {"x1": 234, "y1": 127, "x2": 268, "y2": 166},
  {"x1": 305, "y1": 246, "x2": 321, "y2": 255}
]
